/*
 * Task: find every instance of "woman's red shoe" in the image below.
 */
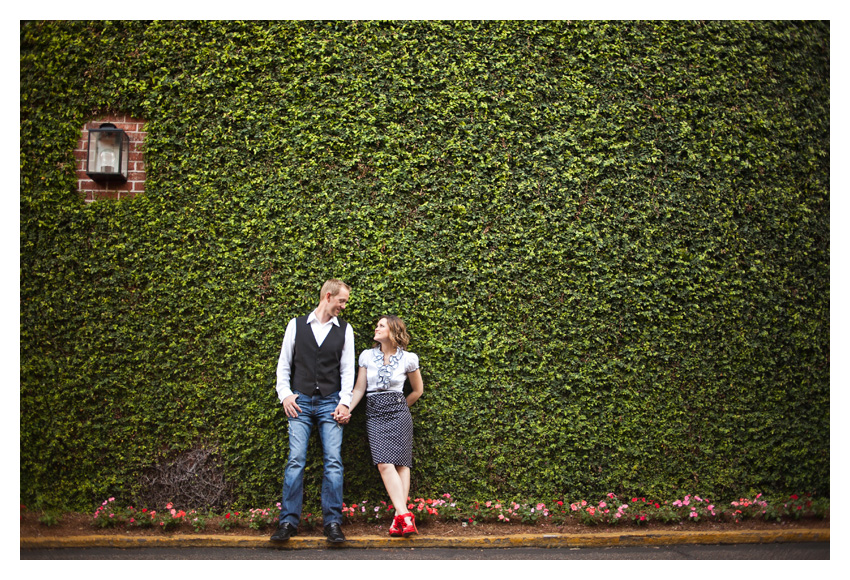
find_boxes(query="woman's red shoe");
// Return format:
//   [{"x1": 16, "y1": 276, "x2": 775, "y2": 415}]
[
  {"x1": 401, "y1": 513, "x2": 418, "y2": 537},
  {"x1": 388, "y1": 514, "x2": 404, "y2": 537}
]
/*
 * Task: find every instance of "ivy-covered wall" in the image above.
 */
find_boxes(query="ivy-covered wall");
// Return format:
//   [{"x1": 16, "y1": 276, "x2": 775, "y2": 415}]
[{"x1": 20, "y1": 20, "x2": 829, "y2": 512}]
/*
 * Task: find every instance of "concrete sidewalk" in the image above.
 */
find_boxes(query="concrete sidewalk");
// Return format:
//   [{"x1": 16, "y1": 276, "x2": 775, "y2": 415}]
[{"x1": 21, "y1": 528, "x2": 829, "y2": 550}]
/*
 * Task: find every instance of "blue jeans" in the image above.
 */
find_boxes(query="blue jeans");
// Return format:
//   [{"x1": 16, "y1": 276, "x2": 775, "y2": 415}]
[{"x1": 280, "y1": 392, "x2": 344, "y2": 527}]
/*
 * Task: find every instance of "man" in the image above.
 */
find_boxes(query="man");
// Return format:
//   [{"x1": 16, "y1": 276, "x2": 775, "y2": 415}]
[{"x1": 271, "y1": 279, "x2": 354, "y2": 543}]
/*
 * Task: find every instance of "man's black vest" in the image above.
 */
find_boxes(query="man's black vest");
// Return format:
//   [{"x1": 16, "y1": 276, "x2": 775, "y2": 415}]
[{"x1": 290, "y1": 315, "x2": 348, "y2": 396}]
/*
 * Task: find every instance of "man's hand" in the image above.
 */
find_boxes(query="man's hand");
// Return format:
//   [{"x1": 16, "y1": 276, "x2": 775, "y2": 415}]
[
  {"x1": 282, "y1": 394, "x2": 302, "y2": 418},
  {"x1": 333, "y1": 403, "x2": 351, "y2": 424}
]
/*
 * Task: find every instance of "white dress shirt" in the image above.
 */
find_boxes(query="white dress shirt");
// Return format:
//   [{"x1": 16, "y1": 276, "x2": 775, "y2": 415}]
[{"x1": 275, "y1": 310, "x2": 355, "y2": 407}]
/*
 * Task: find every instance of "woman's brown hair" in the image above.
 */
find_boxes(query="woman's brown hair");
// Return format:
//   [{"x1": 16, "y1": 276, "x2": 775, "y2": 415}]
[{"x1": 375, "y1": 315, "x2": 410, "y2": 349}]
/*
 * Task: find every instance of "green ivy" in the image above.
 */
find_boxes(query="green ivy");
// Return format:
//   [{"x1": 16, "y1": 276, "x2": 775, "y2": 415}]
[{"x1": 20, "y1": 20, "x2": 829, "y2": 511}]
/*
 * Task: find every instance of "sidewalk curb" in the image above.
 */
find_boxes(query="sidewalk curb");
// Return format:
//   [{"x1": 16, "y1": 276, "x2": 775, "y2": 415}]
[{"x1": 21, "y1": 529, "x2": 829, "y2": 550}]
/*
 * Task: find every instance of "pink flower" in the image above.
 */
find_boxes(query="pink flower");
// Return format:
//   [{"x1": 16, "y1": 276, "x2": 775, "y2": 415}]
[
  {"x1": 166, "y1": 502, "x2": 173, "y2": 510},
  {"x1": 486, "y1": 501, "x2": 492, "y2": 508},
  {"x1": 615, "y1": 513, "x2": 622, "y2": 518},
  {"x1": 689, "y1": 511, "x2": 698, "y2": 518},
  {"x1": 599, "y1": 501, "x2": 607, "y2": 509},
  {"x1": 570, "y1": 503, "x2": 578, "y2": 512},
  {"x1": 581, "y1": 500, "x2": 587, "y2": 506}
]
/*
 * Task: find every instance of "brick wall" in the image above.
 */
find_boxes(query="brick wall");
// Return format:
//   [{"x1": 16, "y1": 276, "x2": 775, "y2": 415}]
[{"x1": 75, "y1": 115, "x2": 147, "y2": 202}]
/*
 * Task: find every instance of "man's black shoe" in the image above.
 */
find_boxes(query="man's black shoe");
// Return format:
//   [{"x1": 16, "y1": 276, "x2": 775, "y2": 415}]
[
  {"x1": 323, "y1": 522, "x2": 346, "y2": 543},
  {"x1": 270, "y1": 522, "x2": 298, "y2": 541}
]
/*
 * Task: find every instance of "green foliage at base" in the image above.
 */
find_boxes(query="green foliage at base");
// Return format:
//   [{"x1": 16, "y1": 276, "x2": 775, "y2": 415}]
[{"x1": 20, "y1": 20, "x2": 829, "y2": 511}]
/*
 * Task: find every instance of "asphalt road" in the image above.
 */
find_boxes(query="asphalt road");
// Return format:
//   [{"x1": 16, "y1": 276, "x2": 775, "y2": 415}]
[{"x1": 21, "y1": 542, "x2": 829, "y2": 560}]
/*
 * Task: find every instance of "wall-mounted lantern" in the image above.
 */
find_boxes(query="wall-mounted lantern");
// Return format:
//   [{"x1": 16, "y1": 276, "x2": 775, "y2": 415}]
[{"x1": 85, "y1": 123, "x2": 130, "y2": 183}]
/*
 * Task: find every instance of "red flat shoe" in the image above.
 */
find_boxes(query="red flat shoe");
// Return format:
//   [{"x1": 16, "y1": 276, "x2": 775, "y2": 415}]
[
  {"x1": 401, "y1": 512, "x2": 418, "y2": 537},
  {"x1": 388, "y1": 514, "x2": 404, "y2": 537}
]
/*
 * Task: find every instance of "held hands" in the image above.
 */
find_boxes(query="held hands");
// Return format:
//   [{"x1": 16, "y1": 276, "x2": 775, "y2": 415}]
[{"x1": 333, "y1": 404, "x2": 351, "y2": 425}]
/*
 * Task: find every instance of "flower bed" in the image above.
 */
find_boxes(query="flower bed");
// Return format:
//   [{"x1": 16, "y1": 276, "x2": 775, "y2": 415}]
[{"x1": 69, "y1": 492, "x2": 829, "y2": 533}]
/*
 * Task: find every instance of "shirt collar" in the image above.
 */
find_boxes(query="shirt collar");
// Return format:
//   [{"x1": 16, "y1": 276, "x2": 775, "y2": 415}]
[{"x1": 307, "y1": 310, "x2": 340, "y2": 327}]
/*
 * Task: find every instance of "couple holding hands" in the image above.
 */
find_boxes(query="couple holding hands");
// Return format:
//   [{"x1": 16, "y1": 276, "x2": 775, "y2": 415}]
[{"x1": 271, "y1": 279, "x2": 424, "y2": 543}]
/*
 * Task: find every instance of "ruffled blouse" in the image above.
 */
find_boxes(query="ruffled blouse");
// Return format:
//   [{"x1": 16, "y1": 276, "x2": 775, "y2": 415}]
[{"x1": 358, "y1": 347, "x2": 420, "y2": 394}]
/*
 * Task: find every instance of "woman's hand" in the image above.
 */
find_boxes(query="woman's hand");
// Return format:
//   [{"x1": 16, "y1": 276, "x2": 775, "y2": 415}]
[{"x1": 333, "y1": 403, "x2": 351, "y2": 424}]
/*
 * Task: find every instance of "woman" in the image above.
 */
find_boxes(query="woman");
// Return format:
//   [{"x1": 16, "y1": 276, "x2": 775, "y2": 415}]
[{"x1": 346, "y1": 315, "x2": 424, "y2": 537}]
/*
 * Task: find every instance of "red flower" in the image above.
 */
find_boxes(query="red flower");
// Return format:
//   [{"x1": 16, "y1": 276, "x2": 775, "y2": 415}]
[
  {"x1": 790, "y1": 494, "x2": 799, "y2": 500},
  {"x1": 225, "y1": 513, "x2": 231, "y2": 519}
]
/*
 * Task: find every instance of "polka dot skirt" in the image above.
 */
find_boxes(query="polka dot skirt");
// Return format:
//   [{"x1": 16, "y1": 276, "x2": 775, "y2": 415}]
[{"x1": 365, "y1": 392, "x2": 413, "y2": 467}]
